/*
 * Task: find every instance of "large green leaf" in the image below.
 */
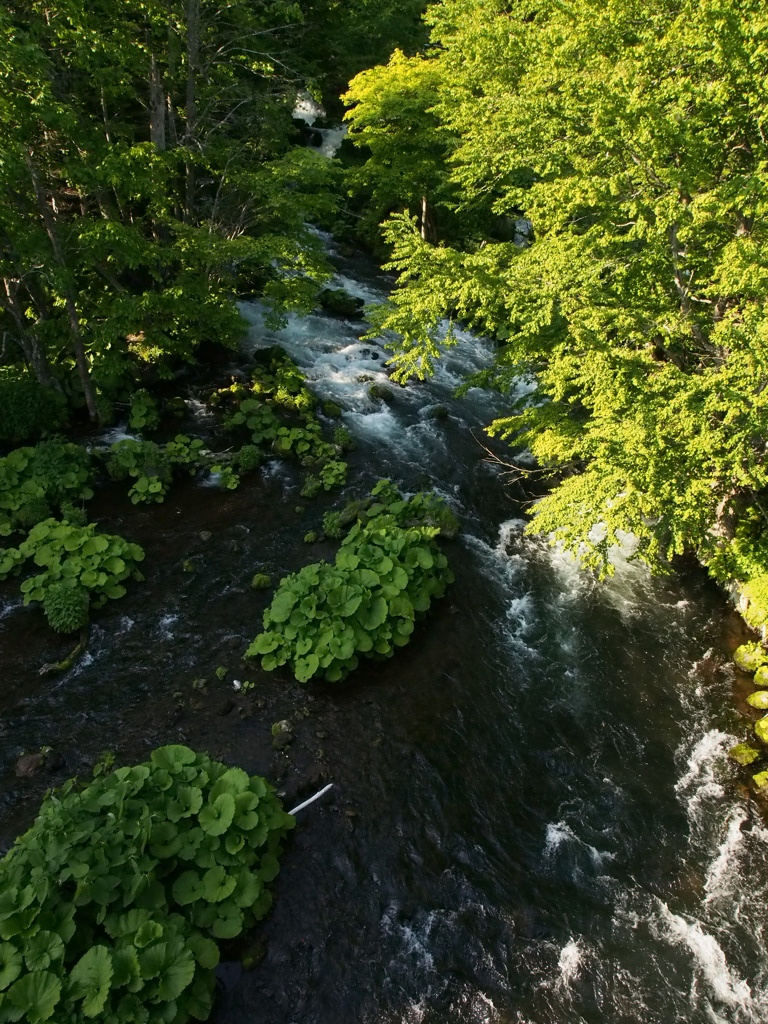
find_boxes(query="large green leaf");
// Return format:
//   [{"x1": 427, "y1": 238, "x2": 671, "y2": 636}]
[
  {"x1": 23, "y1": 931, "x2": 64, "y2": 972},
  {"x1": 198, "y1": 793, "x2": 236, "y2": 836},
  {"x1": 69, "y1": 946, "x2": 113, "y2": 1017},
  {"x1": 357, "y1": 596, "x2": 388, "y2": 630},
  {"x1": 172, "y1": 871, "x2": 203, "y2": 907},
  {"x1": 6, "y1": 971, "x2": 61, "y2": 1023},
  {"x1": 0, "y1": 943, "x2": 21, "y2": 991},
  {"x1": 202, "y1": 866, "x2": 237, "y2": 903},
  {"x1": 157, "y1": 947, "x2": 195, "y2": 1001}
]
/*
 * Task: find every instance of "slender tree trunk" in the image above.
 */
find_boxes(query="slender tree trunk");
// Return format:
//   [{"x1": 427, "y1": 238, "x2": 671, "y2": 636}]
[
  {"x1": 185, "y1": 0, "x2": 200, "y2": 222},
  {"x1": 1, "y1": 277, "x2": 60, "y2": 390},
  {"x1": 149, "y1": 53, "x2": 167, "y2": 150},
  {"x1": 421, "y1": 195, "x2": 428, "y2": 241},
  {"x1": 24, "y1": 153, "x2": 99, "y2": 421}
]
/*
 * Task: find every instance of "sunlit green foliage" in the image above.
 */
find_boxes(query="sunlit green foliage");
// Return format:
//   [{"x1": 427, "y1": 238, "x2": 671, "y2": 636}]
[
  {"x1": 246, "y1": 482, "x2": 455, "y2": 682},
  {"x1": 346, "y1": 0, "x2": 768, "y2": 596},
  {"x1": 0, "y1": 745, "x2": 293, "y2": 1022}
]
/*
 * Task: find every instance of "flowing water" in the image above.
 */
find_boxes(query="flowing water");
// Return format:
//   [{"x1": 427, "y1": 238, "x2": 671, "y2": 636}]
[{"x1": 0, "y1": 234, "x2": 765, "y2": 1024}]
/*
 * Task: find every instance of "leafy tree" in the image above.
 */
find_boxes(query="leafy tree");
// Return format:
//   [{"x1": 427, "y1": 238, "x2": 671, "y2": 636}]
[
  {"x1": 0, "y1": 0, "x2": 337, "y2": 416},
  {"x1": 347, "y1": 0, "x2": 768, "y2": 602}
]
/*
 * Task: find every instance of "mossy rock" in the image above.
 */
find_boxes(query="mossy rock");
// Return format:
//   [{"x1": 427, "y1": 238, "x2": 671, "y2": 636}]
[
  {"x1": 271, "y1": 720, "x2": 293, "y2": 751},
  {"x1": 319, "y1": 288, "x2": 364, "y2": 319},
  {"x1": 755, "y1": 715, "x2": 768, "y2": 745},
  {"x1": 755, "y1": 665, "x2": 768, "y2": 688},
  {"x1": 754, "y1": 770, "x2": 768, "y2": 790},
  {"x1": 747, "y1": 690, "x2": 768, "y2": 710},
  {"x1": 425, "y1": 404, "x2": 450, "y2": 421},
  {"x1": 734, "y1": 642, "x2": 768, "y2": 673},
  {"x1": 322, "y1": 400, "x2": 343, "y2": 418},
  {"x1": 729, "y1": 742, "x2": 761, "y2": 766},
  {"x1": 368, "y1": 384, "x2": 395, "y2": 404},
  {"x1": 251, "y1": 573, "x2": 272, "y2": 589}
]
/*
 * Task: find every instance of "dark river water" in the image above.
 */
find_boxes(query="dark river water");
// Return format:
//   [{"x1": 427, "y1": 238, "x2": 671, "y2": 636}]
[{"x1": 1, "y1": 234, "x2": 766, "y2": 1024}]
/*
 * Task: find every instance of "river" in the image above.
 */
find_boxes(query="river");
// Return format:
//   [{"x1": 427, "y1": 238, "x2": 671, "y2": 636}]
[{"x1": 0, "y1": 233, "x2": 765, "y2": 1024}]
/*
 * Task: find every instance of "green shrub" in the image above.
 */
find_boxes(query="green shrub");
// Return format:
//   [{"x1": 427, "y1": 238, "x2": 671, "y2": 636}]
[
  {"x1": 0, "y1": 745, "x2": 294, "y2": 1024},
  {"x1": 13, "y1": 496, "x2": 52, "y2": 530},
  {"x1": 245, "y1": 490, "x2": 454, "y2": 683},
  {"x1": 60, "y1": 501, "x2": 88, "y2": 528},
  {"x1": 0, "y1": 519, "x2": 145, "y2": 632},
  {"x1": 42, "y1": 581, "x2": 90, "y2": 633},
  {"x1": 164, "y1": 435, "x2": 206, "y2": 473},
  {"x1": 128, "y1": 389, "x2": 160, "y2": 432},
  {"x1": 333, "y1": 426, "x2": 355, "y2": 452},
  {"x1": 0, "y1": 379, "x2": 68, "y2": 443},
  {"x1": 0, "y1": 441, "x2": 94, "y2": 536},
  {"x1": 322, "y1": 510, "x2": 344, "y2": 539},
  {"x1": 106, "y1": 440, "x2": 172, "y2": 505},
  {"x1": 319, "y1": 460, "x2": 347, "y2": 491},
  {"x1": 300, "y1": 475, "x2": 322, "y2": 499},
  {"x1": 224, "y1": 399, "x2": 281, "y2": 446},
  {"x1": 208, "y1": 463, "x2": 240, "y2": 490},
  {"x1": 237, "y1": 445, "x2": 262, "y2": 473}
]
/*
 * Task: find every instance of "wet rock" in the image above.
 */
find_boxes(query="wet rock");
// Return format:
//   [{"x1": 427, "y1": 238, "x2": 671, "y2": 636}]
[
  {"x1": 45, "y1": 748, "x2": 66, "y2": 772},
  {"x1": 734, "y1": 642, "x2": 768, "y2": 672},
  {"x1": 286, "y1": 761, "x2": 327, "y2": 806},
  {"x1": 15, "y1": 752, "x2": 44, "y2": 778},
  {"x1": 368, "y1": 384, "x2": 395, "y2": 404},
  {"x1": 319, "y1": 287, "x2": 364, "y2": 319},
  {"x1": 241, "y1": 938, "x2": 267, "y2": 971},
  {"x1": 218, "y1": 700, "x2": 236, "y2": 717},
  {"x1": 199, "y1": 530, "x2": 213, "y2": 543},
  {"x1": 426, "y1": 404, "x2": 450, "y2": 421},
  {"x1": 271, "y1": 719, "x2": 294, "y2": 751}
]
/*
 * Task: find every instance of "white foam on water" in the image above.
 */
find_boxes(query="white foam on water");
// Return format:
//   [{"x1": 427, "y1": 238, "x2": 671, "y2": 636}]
[
  {"x1": 158, "y1": 613, "x2": 178, "y2": 640},
  {"x1": 652, "y1": 904, "x2": 765, "y2": 1020},
  {"x1": 543, "y1": 821, "x2": 615, "y2": 874},
  {"x1": 0, "y1": 597, "x2": 22, "y2": 622},
  {"x1": 93, "y1": 425, "x2": 141, "y2": 447},
  {"x1": 381, "y1": 904, "x2": 436, "y2": 975},
  {"x1": 330, "y1": 272, "x2": 386, "y2": 305},
  {"x1": 675, "y1": 729, "x2": 735, "y2": 831},
  {"x1": 200, "y1": 470, "x2": 222, "y2": 489},
  {"x1": 555, "y1": 938, "x2": 584, "y2": 995}
]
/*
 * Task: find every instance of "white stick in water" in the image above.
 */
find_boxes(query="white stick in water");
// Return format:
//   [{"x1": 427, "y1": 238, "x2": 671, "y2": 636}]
[{"x1": 289, "y1": 783, "x2": 334, "y2": 816}]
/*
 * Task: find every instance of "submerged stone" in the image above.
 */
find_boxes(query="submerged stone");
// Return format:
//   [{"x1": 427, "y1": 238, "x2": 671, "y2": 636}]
[{"x1": 271, "y1": 720, "x2": 293, "y2": 751}]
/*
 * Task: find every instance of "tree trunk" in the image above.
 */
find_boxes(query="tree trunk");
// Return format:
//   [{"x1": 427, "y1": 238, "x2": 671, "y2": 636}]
[
  {"x1": 1, "y1": 277, "x2": 60, "y2": 390},
  {"x1": 24, "y1": 153, "x2": 99, "y2": 421},
  {"x1": 184, "y1": 0, "x2": 200, "y2": 222},
  {"x1": 149, "y1": 53, "x2": 167, "y2": 151}
]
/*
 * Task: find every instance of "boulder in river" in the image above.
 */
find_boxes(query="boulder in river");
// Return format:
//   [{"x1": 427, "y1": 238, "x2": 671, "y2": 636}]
[
  {"x1": 319, "y1": 288, "x2": 365, "y2": 319},
  {"x1": 734, "y1": 642, "x2": 768, "y2": 672}
]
